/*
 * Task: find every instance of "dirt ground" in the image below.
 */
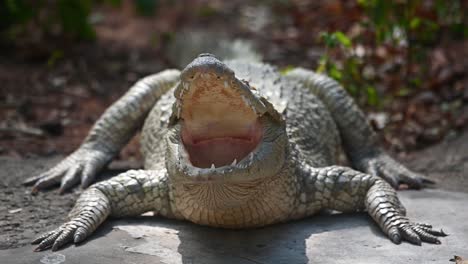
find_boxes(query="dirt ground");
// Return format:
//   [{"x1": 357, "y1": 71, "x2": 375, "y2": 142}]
[{"x1": 0, "y1": 156, "x2": 137, "y2": 250}]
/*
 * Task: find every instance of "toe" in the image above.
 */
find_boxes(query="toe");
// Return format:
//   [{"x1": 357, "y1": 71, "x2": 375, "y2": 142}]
[
  {"x1": 32, "y1": 169, "x2": 67, "y2": 194},
  {"x1": 388, "y1": 226, "x2": 402, "y2": 244},
  {"x1": 399, "y1": 225, "x2": 422, "y2": 245},
  {"x1": 52, "y1": 228, "x2": 75, "y2": 251},
  {"x1": 376, "y1": 165, "x2": 399, "y2": 188},
  {"x1": 23, "y1": 174, "x2": 46, "y2": 186},
  {"x1": 34, "y1": 230, "x2": 62, "y2": 252},
  {"x1": 417, "y1": 224, "x2": 448, "y2": 237},
  {"x1": 414, "y1": 228, "x2": 441, "y2": 244},
  {"x1": 59, "y1": 166, "x2": 82, "y2": 194},
  {"x1": 32, "y1": 230, "x2": 56, "y2": 245},
  {"x1": 73, "y1": 227, "x2": 90, "y2": 243},
  {"x1": 80, "y1": 164, "x2": 99, "y2": 189}
]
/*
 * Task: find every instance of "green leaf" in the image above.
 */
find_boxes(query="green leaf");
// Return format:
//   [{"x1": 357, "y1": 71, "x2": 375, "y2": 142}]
[
  {"x1": 320, "y1": 32, "x2": 337, "y2": 48},
  {"x1": 47, "y1": 49, "x2": 64, "y2": 67},
  {"x1": 397, "y1": 87, "x2": 411, "y2": 97},
  {"x1": 410, "y1": 17, "x2": 421, "y2": 29},
  {"x1": 329, "y1": 65, "x2": 342, "y2": 81},
  {"x1": 58, "y1": 0, "x2": 95, "y2": 40},
  {"x1": 366, "y1": 86, "x2": 378, "y2": 106},
  {"x1": 356, "y1": 0, "x2": 369, "y2": 7},
  {"x1": 333, "y1": 31, "x2": 352, "y2": 48}
]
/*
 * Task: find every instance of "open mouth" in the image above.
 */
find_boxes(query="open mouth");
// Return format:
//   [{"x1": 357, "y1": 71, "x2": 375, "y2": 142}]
[{"x1": 179, "y1": 73, "x2": 263, "y2": 168}]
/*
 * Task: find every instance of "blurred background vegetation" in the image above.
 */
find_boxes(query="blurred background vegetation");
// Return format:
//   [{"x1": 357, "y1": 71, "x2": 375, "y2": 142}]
[{"x1": 0, "y1": 0, "x2": 467, "y2": 160}]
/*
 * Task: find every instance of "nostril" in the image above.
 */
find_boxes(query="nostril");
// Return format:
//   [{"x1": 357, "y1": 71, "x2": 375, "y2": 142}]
[{"x1": 198, "y1": 53, "x2": 215, "y2": 58}]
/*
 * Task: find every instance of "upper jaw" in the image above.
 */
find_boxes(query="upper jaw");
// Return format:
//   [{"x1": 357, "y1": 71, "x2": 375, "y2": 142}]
[
  {"x1": 171, "y1": 70, "x2": 269, "y2": 122},
  {"x1": 169, "y1": 54, "x2": 278, "y2": 124},
  {"x1": 169, "y1": 61, "x2": 283, "y2": 127}
]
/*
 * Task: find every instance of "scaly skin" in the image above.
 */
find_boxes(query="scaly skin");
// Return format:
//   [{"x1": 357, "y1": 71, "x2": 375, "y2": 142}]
[{"x1": 30, "y1": 54, "x2": 445, "y2": 251}]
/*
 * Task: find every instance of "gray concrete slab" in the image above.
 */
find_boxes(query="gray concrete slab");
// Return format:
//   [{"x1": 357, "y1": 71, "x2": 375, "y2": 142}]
[
  {"x1": 2, "y1": 131, "x2": 468, "y2": 263},
  {"x1": 1, "y1": 189, "x2": 467, "y2": 264}
]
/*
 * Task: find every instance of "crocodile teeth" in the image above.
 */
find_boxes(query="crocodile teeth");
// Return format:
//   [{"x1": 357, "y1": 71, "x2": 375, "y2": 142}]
[
  {"x1": 224, "y1": 81, "x2": 229, "y2": 88},
  {"x1": 183, "y1": 82, "x2": 189, "y2": 90},
  {"x1": 179, "y1": 88, "x2": 185, "y2": 98},
  {"x1": 241, "y1": 95, "x2": 250, "y2": 107},
  {"x1": 251, "y1": 105, "x2": 257, "y2": 115},
  {"x1": 231, "y1": 159, "x2": 237, "y2": 166},
  {"x1": 210, "y1": 164, "x2": 216, "y2": 170}
]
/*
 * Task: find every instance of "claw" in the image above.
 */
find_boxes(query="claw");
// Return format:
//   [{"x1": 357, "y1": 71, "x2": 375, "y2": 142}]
[
  {"x1": 400, "y1": 225, "x2": 422, "y2": 245},
  {"x1": 31, "y1": 168, "x2": 67, "y2": 193},
  {"x1": 74, "y1": 227, "x2": 88, "y2": 243},
  {"x1": 404, "y1": 173, "x2": 436, "y2": 189},
  {"x1": 33, "y1": 178, "x2": 60, "y2": 193},
  {"x1": 34, "y1": 230, "x2": 61, "y2": 251},
  {"x1": 31, "y1": 230, "x2": 55, "y2": 244},
  {"x1": 397, "y1": 222, "x2": 447, "y2": 245},
  {"x1": 52, "y1": 229, "x2": 74, "y2": 251},
  {"x1": 388, "y1": 227, "x2": 401, "y2": 244},
  {"x1": 414, "y1": 227, "x2": 440, "y2": 244},
  {"x1": 422, "y1": 227, "x2": 448, "y2": 237},
  {"x1": 26, "y1": 148, "x2": 109, "y2": 192},
  {"x1": 81, "y1": 163, "x2": 100, "y2": 189},
  {"x1": 421, "y1": 177, "x2": 436, "y2": 185},
  {"x1": 23, "y1": 175, "x2": 43, "y2": 186},
  {"x1": 364, "y1": 154, "x2": 436, "y2": 190},
  {"x1": 31, "y1": 187, "x2": 39, "y2": 195},
  {"x1": 417, "y1": 223, "x2": 432, "y2": 228},
  {"x1": 440, "y1": 229, "x2": 448, "y2": 236},
  {"x1": 34, "y1": 246, "x2": 45, "y2": 252}
]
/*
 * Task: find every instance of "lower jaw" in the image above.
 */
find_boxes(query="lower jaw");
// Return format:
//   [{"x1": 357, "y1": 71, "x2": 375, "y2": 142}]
[{"x1": 183, "y1": 137, "x2": 258, "y2": 168}]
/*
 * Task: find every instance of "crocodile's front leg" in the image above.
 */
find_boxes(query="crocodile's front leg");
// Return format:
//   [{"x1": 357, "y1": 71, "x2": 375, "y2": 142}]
[
  {"x1": 24, "y1": 70, "x2": 180, "y2": 192},
  {"x1": 286, "y1": 69, "x2": 433, "y2": 189},
  {"x1": 32, "y1": 169, "x2": 172, "y2": 251},
  {"x1": 295, "y1": 165, "x2": 446, "y2": 245}
]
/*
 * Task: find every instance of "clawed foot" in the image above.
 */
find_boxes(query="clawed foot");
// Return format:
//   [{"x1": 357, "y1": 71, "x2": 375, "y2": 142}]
[
  {"x1": 388, "y1": 220, "x2": 447, "y2": 245},
  {"x1": 359, "y1": 153, "x2": 435, "y2": 189},
  {"x1": 32, "y1": 218, "x2": 93, "y2": 251},
  {"x1": 23, "y1": 147, "x2": 111, "y2": 193}
]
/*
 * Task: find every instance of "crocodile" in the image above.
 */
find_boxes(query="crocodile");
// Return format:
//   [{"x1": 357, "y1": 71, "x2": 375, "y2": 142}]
[{"x1": 25, "y1": 53, "x2": 446, "y2": 252}]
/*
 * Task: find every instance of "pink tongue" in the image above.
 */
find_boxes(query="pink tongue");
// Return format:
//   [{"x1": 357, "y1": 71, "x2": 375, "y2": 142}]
[{"x1": 184, "y1": 138, "x2": 257, "y2": 168}]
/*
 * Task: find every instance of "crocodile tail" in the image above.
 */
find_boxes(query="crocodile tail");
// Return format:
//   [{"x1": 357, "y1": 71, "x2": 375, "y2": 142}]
[{"x1": 166, "y1": 30, "x2": 261, "y2": 68}]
